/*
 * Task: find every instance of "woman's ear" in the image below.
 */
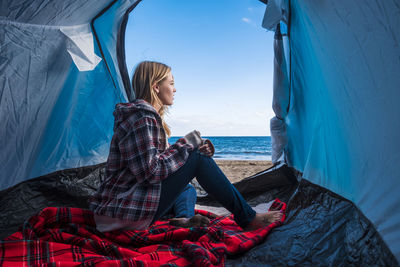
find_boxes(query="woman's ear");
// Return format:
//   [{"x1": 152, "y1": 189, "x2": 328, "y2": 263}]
[{"x1": 152, "y1": 83, "x2": 160, "y2": 94}]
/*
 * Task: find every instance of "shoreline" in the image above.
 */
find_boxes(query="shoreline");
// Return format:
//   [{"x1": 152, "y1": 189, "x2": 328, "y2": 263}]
[
  {"x1": 212, "y1": 158, "x2": 272, "y2": 161},
  {"x1": 214, "y1": 160, "x2": 273, "y2": 184}
]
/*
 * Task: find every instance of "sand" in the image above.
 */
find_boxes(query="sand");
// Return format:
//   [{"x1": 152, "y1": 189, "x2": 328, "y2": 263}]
[{"x1": 215, "y1": 160, "x2": 273, "y2": 184}]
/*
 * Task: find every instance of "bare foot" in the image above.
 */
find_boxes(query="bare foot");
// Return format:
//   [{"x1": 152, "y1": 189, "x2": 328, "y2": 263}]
[
  {"x1": 169, "y1": 214, "x2": 210, "y2": 228},
  {"x1": 244, "y1": 211, "x2": 283, "y2": 231}
]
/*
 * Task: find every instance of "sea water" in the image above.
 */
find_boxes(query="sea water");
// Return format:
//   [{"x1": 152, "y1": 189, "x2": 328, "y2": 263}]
[{"x1": 168, "y1": 136, "x2": 272, "y2": 161}]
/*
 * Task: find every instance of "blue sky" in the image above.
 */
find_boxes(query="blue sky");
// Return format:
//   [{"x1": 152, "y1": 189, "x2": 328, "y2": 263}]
[{"x1": 125, "y1": 0, "x2": 275, "y2": 136}]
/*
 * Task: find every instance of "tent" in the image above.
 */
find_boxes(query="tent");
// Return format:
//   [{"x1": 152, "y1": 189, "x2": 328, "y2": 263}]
[{"x1": 1, "y1": 0, "x2": 399, "y2": 265}]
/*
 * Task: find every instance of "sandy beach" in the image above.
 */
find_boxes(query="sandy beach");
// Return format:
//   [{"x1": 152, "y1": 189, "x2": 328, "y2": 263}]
[{"x1": 215, "y1": 160, "x2": 273, "y2": 184}]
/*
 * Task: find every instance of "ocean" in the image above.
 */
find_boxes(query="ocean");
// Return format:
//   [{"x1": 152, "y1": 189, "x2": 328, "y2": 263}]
[{"x1": 168, "y1": 136, "x2": 272, "y2": 161}]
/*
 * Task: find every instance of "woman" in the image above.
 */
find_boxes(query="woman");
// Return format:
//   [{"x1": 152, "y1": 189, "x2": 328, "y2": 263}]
[{"x1": 90, "y1": 61, "x2": 282, "y2": 232}]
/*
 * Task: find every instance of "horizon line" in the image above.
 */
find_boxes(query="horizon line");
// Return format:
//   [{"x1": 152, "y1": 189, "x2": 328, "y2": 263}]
[{"x1": 170, "y1": 135, "x2": 272, "y2": 138}]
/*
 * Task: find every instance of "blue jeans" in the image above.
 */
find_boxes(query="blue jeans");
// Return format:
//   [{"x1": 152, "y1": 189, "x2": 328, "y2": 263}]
[
  {"x1": 153, "y1": 150, "x2": 256, "y2": 228},
  {"x1": 166, "y1": 184, "x2": 197, "y2": 218}
]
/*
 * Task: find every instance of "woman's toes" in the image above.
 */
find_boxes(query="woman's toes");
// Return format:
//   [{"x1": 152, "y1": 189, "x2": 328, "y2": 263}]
[
  {"x1": 272, "y1": 211, "x2": 283, "y2": 221},
  {"x1": 274, "y1": 213, "x2": 282, "y2": 220}
]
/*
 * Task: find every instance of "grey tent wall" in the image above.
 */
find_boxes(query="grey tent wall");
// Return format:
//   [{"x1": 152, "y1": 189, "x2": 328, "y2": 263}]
[{"x1": 264, "y1": 0, "x2": 400, "y2": 261}]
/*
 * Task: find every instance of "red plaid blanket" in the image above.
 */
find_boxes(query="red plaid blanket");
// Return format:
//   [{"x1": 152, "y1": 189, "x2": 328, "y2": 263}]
[{"x1": 0, "y1": 199, "x2": 285, "y2": 266}]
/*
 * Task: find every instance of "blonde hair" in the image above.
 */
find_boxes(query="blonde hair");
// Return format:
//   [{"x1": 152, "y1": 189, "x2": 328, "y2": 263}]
[{"x1": 132, "y1": 61, "x2": 172, "y2": 136}]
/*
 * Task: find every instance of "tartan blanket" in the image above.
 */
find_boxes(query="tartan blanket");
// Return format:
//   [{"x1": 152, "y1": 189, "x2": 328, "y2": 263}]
[{"x1": 0, "y1": 199, "x2": 285, "y2": 266}]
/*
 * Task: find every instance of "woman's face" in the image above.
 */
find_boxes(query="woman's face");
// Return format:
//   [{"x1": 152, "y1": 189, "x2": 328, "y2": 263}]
[{"x1": 156, "y1": 72, "x2": 176, "y2": 106}]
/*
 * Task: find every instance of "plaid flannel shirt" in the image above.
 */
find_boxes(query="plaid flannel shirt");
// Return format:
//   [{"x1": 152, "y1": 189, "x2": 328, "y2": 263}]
[{"x1": 90, "y1": 99, "x2": 194, "y2": 227}]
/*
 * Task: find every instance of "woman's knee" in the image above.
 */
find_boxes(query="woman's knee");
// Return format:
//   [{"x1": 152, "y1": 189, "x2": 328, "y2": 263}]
[{"x1": 185, "y1": 149, "x2": 212, "y2": 172}]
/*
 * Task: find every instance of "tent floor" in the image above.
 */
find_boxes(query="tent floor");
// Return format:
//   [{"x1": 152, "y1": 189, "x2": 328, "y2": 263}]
[{"x1": 0, "y1": 163, "x2": 397, "y2": 266}]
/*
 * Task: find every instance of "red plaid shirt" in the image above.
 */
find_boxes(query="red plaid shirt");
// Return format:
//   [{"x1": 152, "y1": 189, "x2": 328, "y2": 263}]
[{"x1": 90, "y1": 99, "x2": 194, "y2": 227}]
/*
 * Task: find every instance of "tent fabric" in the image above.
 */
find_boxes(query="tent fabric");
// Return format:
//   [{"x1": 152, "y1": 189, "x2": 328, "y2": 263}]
[
  {"x1": 0, "y1": 1, "x2": 110, "y2": 26},
  {"x1": 0, "y1": 0, "x2": 139, "y2": 190},
  {"x1": 271, "y1": 23, "x2": 290, "y2": 120},
  {"x1": 261, "y1": 0, "x2": 289, "y2": 31},
  {"x1": 265, "y1": 0, "x2": 400, "y2": 262},
  {"x1": 270, "y1": 23, "x2": 290, "y2": 164},
  {"x1": 91, "y1": 0, "x2": 139, "y2": 102},
  {"x1": 1, "y1": 0, "x2": 399, "y2": 263},
  {"x1": 226, "y1": 179, "x2": 398, "y2": 266}
]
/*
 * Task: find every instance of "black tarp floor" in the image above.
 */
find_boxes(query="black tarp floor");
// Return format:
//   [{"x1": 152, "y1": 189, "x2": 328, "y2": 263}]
[{"x1": 0, "y1": 163, "x2": 397, "y2": 266}]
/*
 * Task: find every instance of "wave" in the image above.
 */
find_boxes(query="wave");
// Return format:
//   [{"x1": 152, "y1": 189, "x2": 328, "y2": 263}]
[
  {"x1": 213, "y1": 154, "x2": 272, "y2": 160},
  {"x1": 214, "y1": 151, "x2": 272, "y2": 155},
  {"x1": 169, "y1": 136, "x2": 273, "y2": 160}
]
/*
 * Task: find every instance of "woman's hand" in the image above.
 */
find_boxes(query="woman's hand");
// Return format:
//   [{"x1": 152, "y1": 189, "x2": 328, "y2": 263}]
[
  {"x1": 184, "y1": 130, "x2": 203, "y2": 148},
  {"x1": 199, "y1": 139, "x2": 215, "y2": 157}
]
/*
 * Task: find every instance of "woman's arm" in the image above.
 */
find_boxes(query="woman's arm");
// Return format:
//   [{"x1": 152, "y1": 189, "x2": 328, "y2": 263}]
[{"x1": 118, "y1": 116, "x2": 195, "y2": 184}]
